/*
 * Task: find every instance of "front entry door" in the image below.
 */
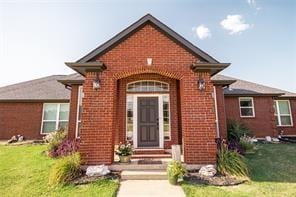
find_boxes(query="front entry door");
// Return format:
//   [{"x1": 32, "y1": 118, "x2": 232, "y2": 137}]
[{"x1": 138, "y1": 97, "x2": 159, "y2": 147}]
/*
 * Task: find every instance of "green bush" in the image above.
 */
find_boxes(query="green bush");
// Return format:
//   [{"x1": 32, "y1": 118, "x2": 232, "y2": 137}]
[
  {"x1": 47, "y1": 128, "x2": 67, "y2": 152},
  {"x1": 49, "y1": 153, "x2": 81, "y2": 185},
  {"x1": 227, "y1": 120, "x2": 252, "y2": 142},
  {"x1": 239, "y1": 139, "x2": 255, "y2": 152},
  {"x1": 217, "y1": 146, "x2": 249, "y2": 177},
  {"x1": 167, "y1": 160, "x2": 187, "y2": 185}
]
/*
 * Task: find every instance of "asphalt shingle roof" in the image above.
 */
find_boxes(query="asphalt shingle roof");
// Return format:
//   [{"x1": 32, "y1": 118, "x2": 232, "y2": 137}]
[
  {"x1": 212, "y1": 75, "x2": 296, "y2": 97},
  {"x1": 0, "y1": 75, "x2": 70, "y2": 101},
  {"x1": 0, "y1": 73, "x2": 294, "y2": 101}
]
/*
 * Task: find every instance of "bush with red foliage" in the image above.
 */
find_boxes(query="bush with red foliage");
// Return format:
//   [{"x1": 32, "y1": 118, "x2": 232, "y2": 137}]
[{"x1": 48, "y1": 140, "x2": 79, "y2": 158}]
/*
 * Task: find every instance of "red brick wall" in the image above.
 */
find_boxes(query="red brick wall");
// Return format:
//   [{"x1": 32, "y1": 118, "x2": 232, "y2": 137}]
[
  {"x1": 0, "y1": 102, "x2": 44, "y2": 139},
  {"x1": 224, "y1": 96, "x2": 277, "y2": 137},
  {"x1": 79, "y1": 22, "x2": 217, "y2": 165},
  {"x1": 68, "y1": 85, "x2": 79, "y2": 139},
  {"x1": 275, "y1": 98, "x2": 296, "y2": 136},
  {"x1": 215, "y1": 85, "x2": 227, "y2": 139}
]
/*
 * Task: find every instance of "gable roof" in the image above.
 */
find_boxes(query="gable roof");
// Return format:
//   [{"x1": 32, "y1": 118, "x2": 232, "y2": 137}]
[
  {"x1": 0, "y1": 75, "x2": 70, "y2": 102},
  {"x1": 213, "y1": 75, "x2": 296, "y2": 97},
  {"x1": 77, "y1": 14, "x2": 219, "y2": 63}
]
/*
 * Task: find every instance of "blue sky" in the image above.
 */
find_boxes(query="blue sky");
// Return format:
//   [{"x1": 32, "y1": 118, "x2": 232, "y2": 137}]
[{"x1": 0, "y1": 0, "x2": 295, "y2": 92}]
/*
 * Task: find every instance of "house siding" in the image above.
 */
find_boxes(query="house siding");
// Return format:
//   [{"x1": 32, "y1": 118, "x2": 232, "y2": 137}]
[
  {"x1": 224, "y1": 96, "x2": 277, "y2": 137},
  {"x1": 0, "y1": 102, "x2": 44, "y2": 139}
]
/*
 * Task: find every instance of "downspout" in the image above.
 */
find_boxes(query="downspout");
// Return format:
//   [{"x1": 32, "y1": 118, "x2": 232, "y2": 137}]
[{"x1": 213, "y1": 86, "x2": 220, "y2": 138}]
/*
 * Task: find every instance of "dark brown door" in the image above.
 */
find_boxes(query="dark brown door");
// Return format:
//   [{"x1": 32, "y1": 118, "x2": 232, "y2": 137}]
[{"x1": 138, "y1": 97, "x2": 159, "y2": 147}]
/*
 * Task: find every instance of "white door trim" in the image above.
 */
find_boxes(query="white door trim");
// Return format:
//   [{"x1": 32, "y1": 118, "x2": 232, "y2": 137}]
[{"x1": 131, "y1": 94, "x2": 167, "y2": 149}]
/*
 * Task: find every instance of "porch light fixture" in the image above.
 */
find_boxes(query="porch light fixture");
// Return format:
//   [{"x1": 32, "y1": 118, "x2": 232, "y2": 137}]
[
  {"x1": 197, "y1": 74, "x2": 206, "y2": 91},
  {"x1": 93, "y1": 72, "x2": 101, "y2": 90},
  {"x1": 147, "y1": 58, "x2": 153, "y2": 66}
]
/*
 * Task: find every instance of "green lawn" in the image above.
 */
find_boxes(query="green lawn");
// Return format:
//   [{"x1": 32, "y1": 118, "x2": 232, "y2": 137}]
[
  {"x1": 0, "y1": 145, "x2": 119, "y2": 197},
  {"x1": 182, "y1": 143, "x2": 296, "y2": 197}
]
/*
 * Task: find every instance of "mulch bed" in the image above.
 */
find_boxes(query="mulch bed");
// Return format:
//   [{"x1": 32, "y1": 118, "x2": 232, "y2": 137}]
[
  {"x1": 72, "y1": 172, "x2": 120, "y2": 185},
  {"x1": 185, "y1": 172, "x2": 247, "y2": 186}
]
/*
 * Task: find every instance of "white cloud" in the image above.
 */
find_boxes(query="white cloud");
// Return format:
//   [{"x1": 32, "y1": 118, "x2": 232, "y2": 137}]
[
  {"x1": 220, "y1": 15, "x2": 251, "y2": 35},
  {"x1": 194, "y1": 25, "x2": 211, "y2": 40},
  {"x1": 247, "y1": 0, "x2": 261, "y2": 10}
]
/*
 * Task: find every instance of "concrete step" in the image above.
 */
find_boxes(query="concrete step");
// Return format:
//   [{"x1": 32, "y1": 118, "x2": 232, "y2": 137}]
[
  {"x1": 121, "y1": 170, "x2": 167, "y2": 180},
  {"x1": 132, "y1": 154, "x2": 171, "y2": 159}
]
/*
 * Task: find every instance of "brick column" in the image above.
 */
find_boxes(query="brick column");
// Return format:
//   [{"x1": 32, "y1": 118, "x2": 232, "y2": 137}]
[
  {"x1": 68, "y1": 85, "x2": 79, "y2": 140},
  {"x1": 180, "y1": 72, "x2": 217, "y2": 164},
  {"x1": 79, "y1": 72, "x2": 115, "y2": 165}
]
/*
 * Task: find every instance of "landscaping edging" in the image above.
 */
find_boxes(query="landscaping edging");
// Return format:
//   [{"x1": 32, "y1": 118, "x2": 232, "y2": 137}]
[{"x1": 185, "y1": 173, "x2": 247, "y2": 186}]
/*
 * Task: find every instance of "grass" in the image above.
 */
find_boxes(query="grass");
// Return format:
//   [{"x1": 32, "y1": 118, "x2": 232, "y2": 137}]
[
  {"x1": 182, "y1": 143, "x2": 296, "y2": 197},
  {"x1": 0, "y1": 145, "x2": 119, "y2": 197}
]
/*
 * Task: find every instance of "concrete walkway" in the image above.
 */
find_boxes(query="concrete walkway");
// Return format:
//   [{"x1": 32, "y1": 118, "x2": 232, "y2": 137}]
[{"x1": 117, "y1": 180, "x2": 185, "y2": 197}]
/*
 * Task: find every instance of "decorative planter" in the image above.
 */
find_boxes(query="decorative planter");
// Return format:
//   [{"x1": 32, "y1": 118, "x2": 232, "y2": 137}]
[
  {"x1": 119, "y1": 155, "x2": 131, "y2": 163},
  {"x1": 168, "y1": 175, "x2": 178, "y2": 185}
]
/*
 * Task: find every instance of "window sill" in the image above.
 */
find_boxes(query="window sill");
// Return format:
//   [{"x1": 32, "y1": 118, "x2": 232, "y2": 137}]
[
  {"x1": 240, "y1": 116, "x2": 256, "y2": 118},
  {"x1": 276, "y1": 125, "x2": 294, "y2": 128}
]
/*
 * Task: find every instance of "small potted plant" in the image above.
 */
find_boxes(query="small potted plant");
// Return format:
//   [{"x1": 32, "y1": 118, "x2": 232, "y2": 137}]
[
  {"x1": 167, "y1": 160, "x2": 187, "y2": 185},
  {"x1": 115, "y1": 142, "x2": 133, "y2": 163}
]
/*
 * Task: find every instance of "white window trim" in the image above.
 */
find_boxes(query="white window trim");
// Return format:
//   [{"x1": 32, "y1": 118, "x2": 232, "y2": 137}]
[
  {"x1": 274, "y1": 100, "x2": 293, "y2": 127},
  {"x1": 126, "y1": 94, "x2": 171, "y2": 149},
  {"x1": 76, "y1": 86, "x2": 83, "y2": 138},
  {"x1": 127, "y1": 80, "x2": 169, "y2": 92},
  {"x1": 239, "y1": 97, "x2": 255, "y2": 118},
  {"x1": 163, "y1": 94, "x2": 171, "y2": 141},
  {"x1": 40, "y1": 103, "x2": 69, "y2": 134}
]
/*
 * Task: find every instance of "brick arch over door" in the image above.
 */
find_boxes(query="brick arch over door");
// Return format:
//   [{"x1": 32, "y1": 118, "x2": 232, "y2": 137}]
[{"x1": 115, "y1": 73, "x2": 181, "y2": 149}]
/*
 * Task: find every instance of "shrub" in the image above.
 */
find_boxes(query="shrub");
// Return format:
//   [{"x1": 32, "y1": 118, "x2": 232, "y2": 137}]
[
  {"x1": 47, "y1": 128, "x2": 67, "y2": 153},
  {"x1": 167, "y1": 160, "x2": 187, "y2": 185},
  {"x1": 227, "y1": 120, "x2": 252, "y2": 142},
  {"x1": 49, "y1": 139, "x2": 79, "y2": 158},
  {"x1": 217, "y1": 145, "x2": 248, "y2": 177},
  {"x1": 239, "y1": 138, "x2": 255, "y2": 152},
  {"x1": 49, "y1": 153, "x2": 81, "y2": 185},
  {"x1": 228, "y1": 139, "x2": 245, "y2": 155}
]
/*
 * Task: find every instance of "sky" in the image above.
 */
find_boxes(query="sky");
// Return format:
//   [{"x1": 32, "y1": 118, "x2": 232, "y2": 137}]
[{"x1": 0, "y1": 0, "x2": 295, "y2": 92}]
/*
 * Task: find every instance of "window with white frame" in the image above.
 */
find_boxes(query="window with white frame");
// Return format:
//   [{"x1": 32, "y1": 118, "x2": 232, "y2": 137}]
[
  {"x1": 274, "y1": 100, "x2": 293, "y2": 126},
  {"x1": 41, "y1": 103, "x2": 69, "y2": 134},
  {"x1": 76, "y1": 86, "x2": 83, "y2": 138},
  {"x1": 163, "y1": 95, "x2": 171, "y2": 140},
  {"x1": 126, "y1": 95, "x2": 133, "y2": 141},
  {"x1": 239, "y1": 97, "x2": 255, "y2": 117},
  {"x1": 127, "y1": 81, "x2": 169, "y2": 92}
]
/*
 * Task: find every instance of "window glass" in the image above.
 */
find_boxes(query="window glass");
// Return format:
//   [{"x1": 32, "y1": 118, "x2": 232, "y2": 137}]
[
  {"x1": 42, "y1": 122, "x2": 56, "y2": 133},
  {"x1": 127, "y1": 81, "x2": 169, "y2": 92},
  {"x1": 42, "y1": 103, "x2": 69, "y2": 134},
  {"x1": 278, "y1": 101, "x2": 290, "y2": 114},
  {"x1": 76, "y1": 86, "x2": 83, "y2": 138},
  {"x1": 44, "y1": 104, "x2": 57, "y2": 120},
  {"x1": 163, "y1": 95, "x2": 170, "y2": 140},
  {"x1": 126, "y1": 95, "x2": 133, "y2": 141},
  {"x1": 59, "y1": 103, "x2": 70, "y2": 120},
  {"x1": 239, "y1": 98, "x2": 254, "y2": 117},
  {"x1": 274, "y1": 100, "x2": 292, "y2": 126}
]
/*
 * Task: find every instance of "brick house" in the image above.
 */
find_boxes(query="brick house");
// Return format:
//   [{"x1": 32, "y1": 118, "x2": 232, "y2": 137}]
[{"x1": 0, "y1": 14, "x2": 295, "y2": 165}]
